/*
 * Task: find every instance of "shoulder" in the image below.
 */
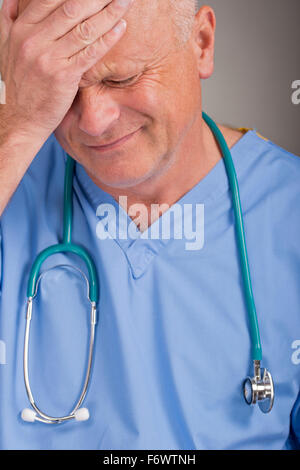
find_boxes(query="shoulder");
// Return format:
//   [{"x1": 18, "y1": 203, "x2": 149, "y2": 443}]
[
  {"x1": 227, "y1": 126, "x2": 300, "y2": 185},
  {"x1": 220, "y1": 123, "x2": 300, "y2": 166},
  {"x1": 244, "y1": 130, "x2": 300, "y2": 185},
  {"x1": 218, "y1": 124, "x2": 300, "y2": 201},
  {"x1": 234, "y1": 130, "x2": 300, "y2": 242}
]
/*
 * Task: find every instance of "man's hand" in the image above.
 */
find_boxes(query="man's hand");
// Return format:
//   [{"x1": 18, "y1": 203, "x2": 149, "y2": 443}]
[
  {"x1": 0, "y1": 0, "x2": 132, "y2": 217},
  {"x1": 0, "y1": 0, "x2": 131, "y2": 139}
]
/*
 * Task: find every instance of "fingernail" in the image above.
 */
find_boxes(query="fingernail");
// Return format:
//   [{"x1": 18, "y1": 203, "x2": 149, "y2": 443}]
[{"x1": 117, "y1": 0, "x2": 133, "y2": 6}]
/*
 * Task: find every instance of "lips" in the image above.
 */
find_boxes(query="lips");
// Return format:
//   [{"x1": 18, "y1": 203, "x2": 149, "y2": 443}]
[{"x1": 87, "y1": 128, "x2": 141, "y2": 152}]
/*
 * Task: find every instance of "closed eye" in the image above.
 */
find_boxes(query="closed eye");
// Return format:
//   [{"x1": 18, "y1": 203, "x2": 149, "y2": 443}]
[{"x1": 103, "y1": 75, "x2": 139, "y2": 87}]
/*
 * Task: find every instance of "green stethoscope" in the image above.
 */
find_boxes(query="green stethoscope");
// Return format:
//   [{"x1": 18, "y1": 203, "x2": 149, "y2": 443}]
[{"x1": 21, "y1": 112, "x2": 274, "y2": 425}]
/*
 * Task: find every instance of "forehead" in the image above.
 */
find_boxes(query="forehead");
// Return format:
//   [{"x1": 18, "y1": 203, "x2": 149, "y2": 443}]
[
  {"x1": 83, "y1": 1, "x2": 174, "y2": 80},
  {"x1": 87, "y1": 33, "x2": 164, "y2": 79}
]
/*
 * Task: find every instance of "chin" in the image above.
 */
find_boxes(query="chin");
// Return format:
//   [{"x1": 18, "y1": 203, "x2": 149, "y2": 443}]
[
  {"x1": 90, "y1": 167, "x2": 156, "y2": 190},
  {"x1": 83, "y1": 149, "x2": 161, "y2": 190}
]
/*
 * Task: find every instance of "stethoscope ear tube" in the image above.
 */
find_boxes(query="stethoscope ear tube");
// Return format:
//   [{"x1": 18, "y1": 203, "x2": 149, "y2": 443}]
[
  {"x1": 26, "y1": 242, "x2": 99, "y2": 303},
  {"x1": 22, "y1": 155, "x2": 99, "y2": 424}
]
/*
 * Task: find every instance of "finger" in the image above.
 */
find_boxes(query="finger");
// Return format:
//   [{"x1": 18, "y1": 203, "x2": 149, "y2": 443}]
[
  {"x1": 68, "y1": 18, "x2": 127, "y2": 75},
  {"x1": 41, "y1": 0, "x2": 115, "y2": 42},
  {"x1": 55, "y1": 0, "x2": 133, "y2": 58},
  {"x1": 17, "y1": 0, "x2": 67, "y2": 25},
  {"x1": 1, "y1": 0, "x2": 18, "y2": 21},
  {"x1": 0, "y1": 0, "x2": 19, "y2": 40}
]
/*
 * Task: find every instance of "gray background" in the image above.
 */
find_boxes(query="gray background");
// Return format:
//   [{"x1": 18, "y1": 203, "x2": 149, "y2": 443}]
[
  {"x1": 200, "y1": 0, "x2": 300, "y2": 155},
  {"x1": 1, "y1": 0, "x2": 299, "y2": 154}
]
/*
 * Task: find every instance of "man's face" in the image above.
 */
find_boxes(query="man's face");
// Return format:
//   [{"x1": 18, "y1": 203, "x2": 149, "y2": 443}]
[{"x1": 18, "y1": 1, "x2": 204, "y2": 190}]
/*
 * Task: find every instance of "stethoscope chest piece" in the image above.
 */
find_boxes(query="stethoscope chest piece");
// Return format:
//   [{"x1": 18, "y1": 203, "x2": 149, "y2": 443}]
[{"x1": 243, "y1": 360, "x2": 274, "y2": 414}]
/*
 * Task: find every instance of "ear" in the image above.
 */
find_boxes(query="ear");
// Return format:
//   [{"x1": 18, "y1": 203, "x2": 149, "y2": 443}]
[{"x1": 191, "y1": 6, "x2": 216, "y2": 80}]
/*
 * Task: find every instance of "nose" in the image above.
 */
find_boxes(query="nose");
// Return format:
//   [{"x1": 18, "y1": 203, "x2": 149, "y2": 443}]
[{"x1": 77, "y1": 88, "x2": 121, "y2": 137}]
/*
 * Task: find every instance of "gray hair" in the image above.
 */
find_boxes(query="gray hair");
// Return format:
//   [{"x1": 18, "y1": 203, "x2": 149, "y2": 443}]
[{"x1": 169, "y1": 0, "x2": 198, "y2": 45}]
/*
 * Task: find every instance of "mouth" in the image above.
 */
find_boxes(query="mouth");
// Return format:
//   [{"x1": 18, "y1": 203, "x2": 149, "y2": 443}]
[{"x1": 87, "y1": 127, "x2": 142, "y2": 152}]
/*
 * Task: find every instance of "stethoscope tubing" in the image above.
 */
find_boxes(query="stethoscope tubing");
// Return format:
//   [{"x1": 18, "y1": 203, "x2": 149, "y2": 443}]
[{"x1": 202, "y1": 112, "x2": 262, "y2": 361}]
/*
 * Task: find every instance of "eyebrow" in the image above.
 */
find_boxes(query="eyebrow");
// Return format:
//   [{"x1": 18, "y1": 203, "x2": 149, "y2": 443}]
[{"x1": 79, "y1": 66, "x2": 145, "y2": 89}]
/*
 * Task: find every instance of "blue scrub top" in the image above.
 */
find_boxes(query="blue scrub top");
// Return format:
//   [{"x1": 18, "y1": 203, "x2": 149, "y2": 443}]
[{"x1": 0, "y1": 129, "x2": 300, "y2": 450}]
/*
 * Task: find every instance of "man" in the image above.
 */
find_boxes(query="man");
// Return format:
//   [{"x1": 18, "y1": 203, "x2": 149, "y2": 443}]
[{"x1": 0, "y1": 0, "x2": 299, "y2": 449}]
